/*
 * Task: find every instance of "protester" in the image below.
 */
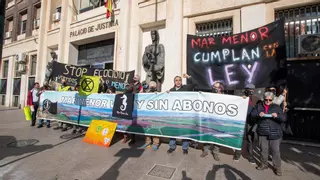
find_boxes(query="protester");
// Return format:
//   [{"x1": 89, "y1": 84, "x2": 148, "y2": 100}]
[
  {"x1": 54, "y1": 79, "x2": 72, "y2": 131},
  {"x1": 37, "y1": 85, "x2": 51, "y2": 128},
  {"x1": 27, "y1": 82, "x2": 40, "y2": 126},
  {"x1": 132, "y1": 75, "x2": 143, "y2": 93},
  {"x1": 72, "y1": 84, "x2": 86, "y2": 134},
  {"x1": 139, "y1": 81, "x2": 160, "y2": 151},
  {"x1": 251, "y1": 92, "x2": 286, "y2": 176},
  {"x1": 122, "y1": 84, "x2": 136, "y2": 144},
  {"x1": 167, "y1": 73, "x2": 196, "y2": 155},
  {"x1": 233, "y1": 84, "x2": 260, "y2": 163},
  {"x1": 266, "y1": 86, "x2": 287, "y2": 106},
  {"x1": 106, "y1": 86, "x2": 116, "y2": 94},
  {"x1": 200, "y1": 81, "x2": 224, "y2": 161},
  {"x1": 74, "y1": 85, "x2": 80, "y2": 91}
]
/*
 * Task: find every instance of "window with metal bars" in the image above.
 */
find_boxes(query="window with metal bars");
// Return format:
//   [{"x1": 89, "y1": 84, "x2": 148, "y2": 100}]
[
  {"x1": 275, "y1": 4, "x2": 320, "y2": 58},
  {"x1": 196, "y1": 19, "x2": 233, "y2": 37}
]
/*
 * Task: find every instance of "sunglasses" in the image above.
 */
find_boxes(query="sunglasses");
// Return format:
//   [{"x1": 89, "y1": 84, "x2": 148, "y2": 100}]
[{"x1": 264, "y1": 99, "x2": 273, "y2": 102}]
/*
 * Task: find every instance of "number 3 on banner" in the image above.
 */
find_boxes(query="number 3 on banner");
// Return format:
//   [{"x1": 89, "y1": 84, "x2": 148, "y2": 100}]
[{"x1": 102, "y1": 128, "x2": 109, "y2": 136}]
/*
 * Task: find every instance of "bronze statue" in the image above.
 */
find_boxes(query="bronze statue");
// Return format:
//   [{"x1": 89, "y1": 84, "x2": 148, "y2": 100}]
[
  {"x1": 43, "y1": 52, "x2": 57, "y2": 88},
  {"x1": 142, "y1": 30, "x2": 165, "y2": 91}
]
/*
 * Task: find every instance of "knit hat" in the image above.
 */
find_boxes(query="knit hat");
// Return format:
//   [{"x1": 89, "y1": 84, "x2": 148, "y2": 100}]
[{"x1": 245, "y1": 84, "x2": 255, "y2": 89}]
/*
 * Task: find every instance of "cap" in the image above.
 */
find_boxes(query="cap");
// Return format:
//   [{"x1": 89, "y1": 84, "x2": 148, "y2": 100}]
[{"x1": 245, "y1": 84, "x2": 255, "y2": 89}]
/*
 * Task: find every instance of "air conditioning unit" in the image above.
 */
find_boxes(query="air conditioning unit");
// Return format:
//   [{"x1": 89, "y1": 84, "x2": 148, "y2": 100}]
[
  {"x1": 52, "y1": 12, "x2": 61, "y2": 22},
  {"x1": 33, "y1": 19, "x2": 40, "y2": 29},
  {"x1": 5, "y1": 31, "x2": 12, "y2": 39},
  {"x1": 298, "y1": 34, "x2": 320, "y2": 54},
  {"x1": 15, "y1": 53, "x2": 27, "y2": 63}
]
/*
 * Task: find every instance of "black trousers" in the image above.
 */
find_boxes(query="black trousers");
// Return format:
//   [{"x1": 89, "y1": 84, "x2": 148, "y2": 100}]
[
  {"x1": 31, "y1": 102, "x2": 39, "y2": 125},
  {"x1": 234, "y1": 129, "x2": 257, "y2": 158}
]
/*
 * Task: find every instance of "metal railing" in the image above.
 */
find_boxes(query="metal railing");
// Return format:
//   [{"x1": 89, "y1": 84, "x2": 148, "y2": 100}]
[
  {"x1": 196, "y1": 19, "x2": 233, "y2": 37},
  {"x1": 275, "y1": 4, "x2": 320, "y2": 58}
]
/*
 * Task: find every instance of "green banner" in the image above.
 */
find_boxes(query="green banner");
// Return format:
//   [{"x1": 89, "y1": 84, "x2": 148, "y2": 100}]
[{"x1": 38, "y1": 91, "x2": 249, "y2": 150}]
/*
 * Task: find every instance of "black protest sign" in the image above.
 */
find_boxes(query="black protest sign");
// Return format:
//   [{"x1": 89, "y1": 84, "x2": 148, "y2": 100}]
[
  {"x1": 52, "y1": 61, "x2": 135, "y2": 91},
  {"x1": 42, "y1": 99, "x2": 58, "y2": 114},
  {"x1": 112, "y1": 93, "x2": 134, "y2": 120},
  {"x1": 187, "y1": 19, "x2": 287, "y2": 90}
]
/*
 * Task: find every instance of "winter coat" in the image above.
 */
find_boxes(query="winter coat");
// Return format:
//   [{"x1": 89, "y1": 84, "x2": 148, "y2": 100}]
[{"x1": 251, "y1": 103, "x2": 286, "y2": 140}]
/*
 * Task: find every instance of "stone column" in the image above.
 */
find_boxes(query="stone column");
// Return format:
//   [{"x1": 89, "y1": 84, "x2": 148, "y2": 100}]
[
  {"x1": 59, "y1": 0, "x2": 74, "y2": 64},
  {"x1": 162, "y1": 0, "x2": 183, "y2": 91},
  {"x1": 5, "y1": 56, "x2": 14, "y2": 106},
  {"x1": 36, "y1": 0, "x2": 51, "y2": 84},
  {"x1": 116, "y1": 0, "x2": 132, "y2": 71}
]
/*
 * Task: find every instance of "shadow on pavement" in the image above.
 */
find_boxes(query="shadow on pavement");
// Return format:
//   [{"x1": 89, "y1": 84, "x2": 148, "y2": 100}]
[
  {"x1": 281, "y1": 143, "x2": 320, "y2": 177},
  {"x1": 0, "y1": 135, "x2": 80, "y2": 168},
  {"x1": 97, "y1": 119, "x2": 145, "y2": 180},
  {"x1": 206, "y1": 164, "x2": 252, "y2": 180}
]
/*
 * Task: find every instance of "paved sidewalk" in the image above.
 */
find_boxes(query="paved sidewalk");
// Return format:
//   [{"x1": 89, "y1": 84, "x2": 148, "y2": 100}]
[{"x1": 0, "y1": 108, "x2": 319, "y2": 180}]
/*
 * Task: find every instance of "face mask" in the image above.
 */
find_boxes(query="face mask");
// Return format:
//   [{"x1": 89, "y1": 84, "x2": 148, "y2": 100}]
[
  {"x1": 244, "y1": 90, "x2": 253, "y2": 96},
  {"x1": 212, "y1": 88, "x2": 219, "y2": 93},
  {"x1": 143, "y1": 84, "x2": 149, "y2": 89},
  {"x1": 149, "y1": 87, "x2": 157, "y2": 92}
]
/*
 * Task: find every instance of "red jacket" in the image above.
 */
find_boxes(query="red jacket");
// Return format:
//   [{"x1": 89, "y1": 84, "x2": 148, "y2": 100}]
[{"x1": 26, "y1": 89, "x2": 34, "y2": 106}]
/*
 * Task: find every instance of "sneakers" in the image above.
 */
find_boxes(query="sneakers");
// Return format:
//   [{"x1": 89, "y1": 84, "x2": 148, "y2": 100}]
[
  {"x1": 138, "y1": 143, "x2": 151, "y2": 149},
  {"x1": 275, "y1": 169, "x2": 282, "y2": 176},
  {"x1": 233, "y1": 155, "x2": 240, "y2": 162},
  {"x1": 46, "y1": 124, "x2": 51, "y2": 128},
  {"x1": 61, "y1": 127, "x2": 68, "y2": 132},
  {"x1": 167, "y1": 148, "x2": 175, "y2": 154},
  {"x1": 37, "y1": 124, "x2": 43, "y2": 128},
  {"x1": 248, "y1": 157, "x2": 255, "y2": 164},
  {"x1": 200, "y1": 152, "x2": 209, "y2": 158},
  {"x1": 256, "y1": 164, "x2": 268, "y2": 170},
  {"x1": 72, "y1": 129, "x2": 77, "y2": 135},
  {"x1": 213, "y1": 153, "x2": 220, "y2": 161},
  {"x1": 183, "y1": 150, "x2": 188, "y2": 155}
]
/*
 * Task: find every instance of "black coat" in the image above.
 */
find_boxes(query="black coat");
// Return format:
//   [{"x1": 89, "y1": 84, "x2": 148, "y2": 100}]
[
  {"x1": 169, "y1": 77, "x2": 196, "y2": 92},
  {"x1": 251, "y1": 103, "x2": 286, "y2": 140}
]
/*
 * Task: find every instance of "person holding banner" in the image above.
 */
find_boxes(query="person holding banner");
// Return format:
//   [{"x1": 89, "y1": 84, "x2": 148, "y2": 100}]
[
  {"x1": 233, "y1": 84, "x2": 260, "y2": 163},
  {"x1": 139, "y1": 81, "x2": 160, "y2": 151},
  {"x1": 37, "y1": 85, "x2": 51, "y2": 128},
  {"x1": 251, "y1": 92, "x2": 286, "y2": 176},
  {"x1": 122, "y1": 84, "x2": 136, "y2": 144},
  {"x1": 167, "y1": 73, "x2": 196, "y2": 155},
  {"x1": 200, "y1": 82, "x2": 224, "y2": 161},
  {"x1": 27, "y1": 82, "x2": 40, "y2": 126},
  {"x1": 54, "y1": 79, "x2": 72, "y2": 131},
  {"x1": 132, "y1": 75, "x2": 143, "y2": 93}
]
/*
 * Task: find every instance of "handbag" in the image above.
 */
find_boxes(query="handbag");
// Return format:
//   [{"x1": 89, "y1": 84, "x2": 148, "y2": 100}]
[{"x1": 24, "y1": 106, "x2": 32, "y2": 121}]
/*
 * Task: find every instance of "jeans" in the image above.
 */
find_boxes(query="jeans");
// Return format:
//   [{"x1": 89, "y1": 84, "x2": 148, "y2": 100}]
[
  {"x1": 259, "y1": 136, "x2": 282, "y2": 170},
  {"x1": 169, "y1": 139, "x2": 189, "y2": 150},
  {"x1": 31, "y1": 102, "x2": 39, "y2": 125},
  {"x1": 39, "y1": 119, "x2": 50, "y2": 126}
]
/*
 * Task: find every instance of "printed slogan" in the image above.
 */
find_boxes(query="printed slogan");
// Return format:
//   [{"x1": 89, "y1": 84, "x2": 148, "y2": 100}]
[
  {"x1": 187, "y1": 19, "x2": 287, "y2": 90},
  {"x1": 52, "y1": 61, "x2": 135, "y2": 91},
  {"x1": 38, "y1": 91, "x2": 249, "y2": 150}
]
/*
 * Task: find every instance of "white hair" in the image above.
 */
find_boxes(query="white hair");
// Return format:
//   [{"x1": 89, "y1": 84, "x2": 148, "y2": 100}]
[
  {"x1": 149, "y1": 81, "x2": 157, "y2": 87},
  {"x1": 263, "y1": 92, "x2": 275, "y2": 100}
]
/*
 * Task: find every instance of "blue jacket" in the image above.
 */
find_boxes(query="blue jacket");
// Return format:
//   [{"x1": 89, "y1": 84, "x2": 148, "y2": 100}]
[{"x1": 251, "y1": 103, "x2": 286, "y2": 140}]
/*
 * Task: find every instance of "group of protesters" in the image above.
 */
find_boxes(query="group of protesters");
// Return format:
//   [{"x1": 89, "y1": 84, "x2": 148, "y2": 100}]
[{"x1": 26, "y1": 72, "x2": 288, "y2": 176}]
